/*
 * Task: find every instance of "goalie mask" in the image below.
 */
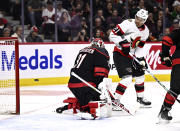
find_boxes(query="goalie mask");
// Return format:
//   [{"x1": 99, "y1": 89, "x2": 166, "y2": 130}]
[
  {"x1": 90, "y1": 38, "x2": 105, "y2": 48},
  {"x1": 135, "y1": 9, "x2": 148, "y2": 23}
]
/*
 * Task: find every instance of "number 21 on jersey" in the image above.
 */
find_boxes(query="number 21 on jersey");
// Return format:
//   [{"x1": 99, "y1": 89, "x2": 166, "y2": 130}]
[{"x1": 73, "y1": 54, "x2": 87, "y2": 68}]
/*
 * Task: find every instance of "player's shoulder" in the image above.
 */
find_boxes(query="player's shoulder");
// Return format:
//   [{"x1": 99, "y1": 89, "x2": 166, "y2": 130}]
[
  {"x1": 140, "y1": 24, "x2": 149, "y2": 34},
  {"x1": 79, "y1": 46, "x2": 95, "y2": 54},
  {"x1": 93, "y1": 47, "x2": 109, "y2": 58},
  {"x1": 123, "y1": 19, "x2": 134, "y2": 24}
]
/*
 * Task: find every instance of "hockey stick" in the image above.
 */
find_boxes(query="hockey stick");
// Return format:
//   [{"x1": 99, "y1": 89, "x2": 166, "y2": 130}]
[
  {"x1": 129, "y1": 53, "x2": 180, "y2": 103},
  {"x1": 71, "y1": 72, "x2": 134, "y2": 115}
]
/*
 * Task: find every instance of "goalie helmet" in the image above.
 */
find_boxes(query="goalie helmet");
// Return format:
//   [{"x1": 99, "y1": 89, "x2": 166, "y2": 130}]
[
  {"x1": 135, "y1": 9, "x2": 148, "y2": 22},
  {"x1": 90, "y1": 38, "x2": 105, "y2": 48}
]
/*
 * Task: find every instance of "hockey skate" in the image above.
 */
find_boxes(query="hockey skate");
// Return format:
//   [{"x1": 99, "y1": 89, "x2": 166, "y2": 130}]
[
  {"x1": 56, "y1": 105, "x2": 68, "y2": 113},
  {"x1": 137, "y1": 97, "x2": 151, "y2": 108},
  {"x1": 158, "y1": 105, "x2": 172, "y2": 123}
]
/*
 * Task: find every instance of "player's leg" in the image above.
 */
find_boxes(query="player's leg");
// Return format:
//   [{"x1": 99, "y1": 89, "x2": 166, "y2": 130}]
[
  {"x1": 132, "y1": 64, "x2": 151, "y2": 107},
  {"x1": 158, "y1": 65, "x2": 180, "y2": 121},
  {"x1": 113, "y1": 52, "x2": 133, "y2": 105}
]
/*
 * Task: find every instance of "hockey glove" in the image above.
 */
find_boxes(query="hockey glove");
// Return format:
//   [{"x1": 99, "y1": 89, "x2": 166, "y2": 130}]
[
  {"x1": 119, "y1": 40, "x2": 130, "y2": 55},
  {"x1": 132, "y1": 57, "x2": 148, "y2": 70},
  {"x1": 159, "y1": 52, "x2": 172, "y2": 67}
]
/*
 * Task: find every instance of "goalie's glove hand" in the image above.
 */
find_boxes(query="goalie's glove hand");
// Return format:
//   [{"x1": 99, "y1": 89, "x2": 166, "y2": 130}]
[
  {"x1": 159, "y1": 52, "x2": 172, "y2": 67},
  {"x1": 119, "y1": 40, "x2": 130, "y2": 55},
  {"x1": 132, "y1": 57, "x2": 148, "y2": 70}
]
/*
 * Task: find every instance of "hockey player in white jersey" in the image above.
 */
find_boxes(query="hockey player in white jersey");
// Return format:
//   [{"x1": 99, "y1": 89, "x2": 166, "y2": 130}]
[{"x1": 109, "y1": 9, "x2": 151, "y2": 108}]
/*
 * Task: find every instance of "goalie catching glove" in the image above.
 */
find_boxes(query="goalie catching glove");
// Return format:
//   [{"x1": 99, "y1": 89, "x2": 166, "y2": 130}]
[{"x1": 159, "y1": 52, "x2": 172, "y2": 67}]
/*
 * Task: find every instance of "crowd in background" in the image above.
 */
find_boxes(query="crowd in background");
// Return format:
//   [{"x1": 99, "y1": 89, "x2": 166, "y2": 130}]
[{"x1": 0, "y1": 0, "x2": 179, "y2": 42}]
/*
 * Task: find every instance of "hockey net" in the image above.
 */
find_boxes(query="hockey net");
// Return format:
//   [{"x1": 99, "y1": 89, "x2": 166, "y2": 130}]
[{"x1": 0, "y1": 37, "x2": 20, "y2": 114}]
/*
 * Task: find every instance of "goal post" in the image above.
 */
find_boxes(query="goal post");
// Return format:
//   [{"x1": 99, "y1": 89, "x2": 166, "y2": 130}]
[{"x1": 0, "y1": 37, "x2": 20, "y2": 114}]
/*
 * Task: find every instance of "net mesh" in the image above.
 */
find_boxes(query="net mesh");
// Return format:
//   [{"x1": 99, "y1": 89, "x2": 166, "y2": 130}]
[{"x1": 0, "y1": 38, "x2": 19, "y2": 114}]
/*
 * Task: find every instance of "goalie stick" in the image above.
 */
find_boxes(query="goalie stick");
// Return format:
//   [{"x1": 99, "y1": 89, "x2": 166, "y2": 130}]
[
  {"x1": 71, "y1": 72, "x2": 134, "y2": 115},
  {"x1": 129, "y1": 53, "x2": 180, "y2": 103}
]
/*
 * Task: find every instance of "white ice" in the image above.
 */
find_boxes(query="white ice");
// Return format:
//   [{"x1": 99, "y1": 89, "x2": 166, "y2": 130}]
[{"x1": 0, "y1": 82, "x2": 180, "y2": 131}]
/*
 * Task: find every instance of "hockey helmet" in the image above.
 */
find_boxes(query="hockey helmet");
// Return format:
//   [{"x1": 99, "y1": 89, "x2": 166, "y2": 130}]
[
  {"x1": 90, "y1": 38, "x2": 104, "y2": 48},
  {"x1": 135, "y1": 9, "x2": 148, "y2": 22}
]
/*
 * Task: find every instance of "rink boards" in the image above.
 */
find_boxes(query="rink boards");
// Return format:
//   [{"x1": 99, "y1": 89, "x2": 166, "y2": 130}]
[{"x1": 0, "y1": 42, "x2": 174, "y2": 86}]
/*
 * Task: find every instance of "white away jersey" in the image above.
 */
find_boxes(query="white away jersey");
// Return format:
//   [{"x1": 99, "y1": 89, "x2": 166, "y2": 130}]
[{"x1": 109, "y1": 19, "x2": 149, "y2": 57}]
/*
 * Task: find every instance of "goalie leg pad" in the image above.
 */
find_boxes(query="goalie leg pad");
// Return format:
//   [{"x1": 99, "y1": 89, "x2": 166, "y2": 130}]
[
  {"x1": 88, "y1": 101, "x2": 112, "y2": 118},
  {"x1": 63, "y1": 97, "x2": 80, "y2": 114}
]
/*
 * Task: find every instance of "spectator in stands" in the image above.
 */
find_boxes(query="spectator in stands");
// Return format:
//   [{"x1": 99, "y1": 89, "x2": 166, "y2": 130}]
[
  {"x1": 164, "y1": 27, "x2": 170, "y2": 35},
  {"x1": 93, "y1": 17, "x2": 105, "y2": 34},
  {"x1": 146, "y1": 12, "x2": 156, "y2": 36},
  {"x1": 57, "y1": 1, "x2": 71, "y2": 22},
  {"x1": 94, "y1": 28, "x2": 104, "y2": 40},
  {"x1": 0, "y1": 12, "x2": 8, "y2": 36},
  {"x1": 80, "y1": 17, "x2": 89, "y2": 33},
  {"x1": 169, "y1": 19, "x2": 180, "y2": 32},
  {"x1": 11, "y1": 25, "x2": 26, "y2": 43},
  {"x1": 2, "y1": 28, "x2": 11, "y2": 37},
  {"x1": 104, "y1": 28, "x2": 112, "y2": 42},
  {"x1": 94, "y1": 8, "x2": 106, "y2": 27},
  {"x1": 42, "y1": 1, "x2": 55, "y2": 39},
  {"x1": 93, "y1": 0, "x2": 104, "y2": 15},
  {"x1": 58, "y1": 11, "x2": 71, "y2": 42},
  {"x1": 106, "y1": 9, "x2": 122, "y2": 29},
  {"x1": 158, "y1": 10, "x2": 171, "y2": 27},
  {"x1": 152, "y1": 6, "x2": 159, "y2": 23},
  {"x1": 11, "y1": 0, "x2": 21, "y2": 20},
  {"x1": 137, "y1": 0, "x2": 146, "y2": 10},
  {"x1": 73, "y1": 28, "x2": 89, "y2": 41},
  {"x1": 62, "y1": 0, "x2": 75, "y2": 11},
  {"x1": 70, "y1": 9, "x2": 83, "y2": 40},
  {"x1": 153, "y1": 19, "x2": 163, "y2": 40},
  {"x1": 26, "y1": 26, "x2": 43, "y2": 42},
  {"x1": 27, "y1": 0, "x2": 45, "y2": 27},
  {"x1": 148, "y1": 32, "x2": 158, "y2": 42},
  {"x1": 171, "y1": 1, "x2": 180, "y2": 20},
  {"x1": 103, "y1": 1, "x2": 113, "y2": 19},
  {"x1": 83, "y1": 2, "x2": 90, "y2": 20}
]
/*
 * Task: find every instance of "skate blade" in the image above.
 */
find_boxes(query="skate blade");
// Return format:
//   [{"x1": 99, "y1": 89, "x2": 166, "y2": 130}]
[
  {"x1": 139, "y1": 104, "x2": 152, "y2": 108},
  {"x1": 156, "y1": 118, "x2": 170, "y2": 124}
]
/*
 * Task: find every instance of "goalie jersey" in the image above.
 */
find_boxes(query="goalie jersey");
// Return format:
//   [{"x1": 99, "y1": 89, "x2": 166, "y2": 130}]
[
  {"x1": 109, "y1": 19, "x2": 149, "y2": 57},
  {"x1": 68, "y1": 46, "x2": 110, "y2": 88}
]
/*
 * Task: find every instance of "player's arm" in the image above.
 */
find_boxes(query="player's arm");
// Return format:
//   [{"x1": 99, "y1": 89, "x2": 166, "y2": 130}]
[
  {"x1": 159, "y1": 30, "x2": 179, "y2": 67},
  {"x1": 133, "y1": 26, "x2": 149, "y2": 69},
  {"x1": 109, "y1": 20, "x2": 129, "y2": 45},
  {"x1": 93, "y1": 48, "x2": 110, "y2": 86}
]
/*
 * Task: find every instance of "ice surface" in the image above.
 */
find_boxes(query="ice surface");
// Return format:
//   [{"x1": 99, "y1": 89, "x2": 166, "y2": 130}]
[{"x1": 0, "y1": 82, "x2": 180, "y2": 131}]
